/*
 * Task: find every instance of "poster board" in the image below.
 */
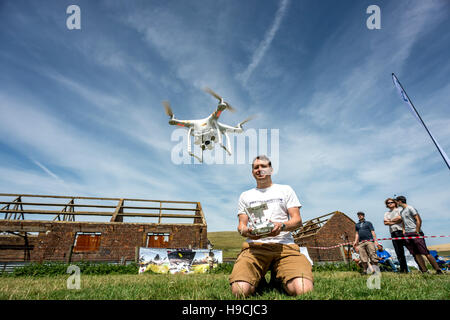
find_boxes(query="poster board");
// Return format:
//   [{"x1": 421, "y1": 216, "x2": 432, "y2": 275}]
[{"x1": 139, "y1": 247, "x2": 223, "y2": 274}]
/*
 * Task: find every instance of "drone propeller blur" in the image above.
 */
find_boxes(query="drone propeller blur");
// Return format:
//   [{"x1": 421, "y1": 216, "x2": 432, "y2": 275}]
[{"x1": 163, "y1": 88, "x2": 255, "y2": 162}]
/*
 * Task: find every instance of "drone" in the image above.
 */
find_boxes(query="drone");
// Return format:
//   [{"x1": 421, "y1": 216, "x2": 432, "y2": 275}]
[{"x1": 163, "y1": 88, "x2": 254, "y2": 162}]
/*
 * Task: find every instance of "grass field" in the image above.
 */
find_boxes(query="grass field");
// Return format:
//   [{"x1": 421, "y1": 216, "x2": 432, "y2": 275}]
[
  {"x1": 208, "y1": 231, "x2": 244, "y2": 259},
  {"x1": 1, "y1": 233, "x2": 448, "y2": 300},
  {"x1": 1, "y1": 271, "x2": 448, "y2": 300}
]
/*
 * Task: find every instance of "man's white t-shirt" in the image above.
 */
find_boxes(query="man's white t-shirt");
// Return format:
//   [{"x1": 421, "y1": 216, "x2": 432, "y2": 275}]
[{"x1": 237, "y1": 184, "x2": 301, "y2": 244}]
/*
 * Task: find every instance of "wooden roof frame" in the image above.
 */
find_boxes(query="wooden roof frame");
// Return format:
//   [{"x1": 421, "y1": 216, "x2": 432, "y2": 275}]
[
  {"x1": 0, "y1": 193, "x2": 206, "y2": 226},
  {"x1": 293, "y1": 211, "x2": 346, "y2": 239}
]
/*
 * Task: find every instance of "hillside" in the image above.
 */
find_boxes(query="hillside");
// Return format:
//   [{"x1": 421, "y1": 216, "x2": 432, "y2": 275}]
[
  {"x1": 428, "y1": 243, "x2": 450, "y2": 258},
  {"x1": 207, "y1": 231, "x2": 244, "y2": 260},
  {"x1": 427, "y1": 243, "x2": 450, "y2": 252},
  {"x1": 208, "y1": 232, "x2": 450, "y2": 260}
]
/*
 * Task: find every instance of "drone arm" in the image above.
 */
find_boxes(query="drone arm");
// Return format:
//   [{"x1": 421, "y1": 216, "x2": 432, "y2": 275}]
[
  {"x1": 217, "y1": 122, "x2": 243, "y2": 134},
  {"x1": 169, "y1": 119, "x2": 193, "y2": 128},
  {"x1": 210, "y1": 104, "x2": 227, "y2": 120}
]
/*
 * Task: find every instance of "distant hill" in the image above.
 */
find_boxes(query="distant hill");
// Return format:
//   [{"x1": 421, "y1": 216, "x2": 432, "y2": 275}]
[
  {"x1": 427, "y1": 243, "x2": 450, "y2": 252},
  {"x1": 207, "y1": 231, "x2": 243, "y2": 260},
  {"x1": 428, "y1": 243, "x2": 450, "y2": 258},
  {"x1": 208, "y1": 233, "x2": 450, "y2": 260}
]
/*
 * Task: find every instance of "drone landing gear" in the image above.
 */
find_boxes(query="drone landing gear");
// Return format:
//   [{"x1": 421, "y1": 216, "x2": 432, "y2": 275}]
[
  {"x1": 215, "y1": 125, "x2": 232, "y2": 156},
  {"x1": 189, "y1": 152, "x2": 203, "y2": 163},
  {"x1": 187, "y1": 127, "x2": 203, "y2": 163}
]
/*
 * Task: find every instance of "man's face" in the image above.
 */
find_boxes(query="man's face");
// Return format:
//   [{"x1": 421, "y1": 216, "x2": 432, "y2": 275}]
[
  {"x1": 252, "y1": 159, "x2": 272, "y2": 180},
  {"x1": 357, "y1": 214, "x2": 364, "y2": 221}
]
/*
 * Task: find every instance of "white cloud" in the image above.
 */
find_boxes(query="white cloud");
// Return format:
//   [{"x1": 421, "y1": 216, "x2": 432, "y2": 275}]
[{"x1": 237, "y1": 0, "x2": 290, "y2": 85}]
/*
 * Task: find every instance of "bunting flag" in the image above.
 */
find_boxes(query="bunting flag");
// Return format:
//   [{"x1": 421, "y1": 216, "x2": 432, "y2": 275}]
[{"x1": 392, "y1": 73, "x2": 450, "y2": 170}]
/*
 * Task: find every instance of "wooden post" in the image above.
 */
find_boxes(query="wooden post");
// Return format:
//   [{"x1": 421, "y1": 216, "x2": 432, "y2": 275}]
[
  {"x1": 340, "y1": 246, "x2": 347, "y2": 263},
  {"x1": 67, "y1": 244, "x2": 74, "y2": 264},
  {"x1": 135, "y1": 246, "x2": 140, "y2": 263},
  {"x1": 110, "y1": 199, "x2": 124, "y2": 222},
  {"x1": 158, "y1": 201, "x2": 162, "y2": 224}
]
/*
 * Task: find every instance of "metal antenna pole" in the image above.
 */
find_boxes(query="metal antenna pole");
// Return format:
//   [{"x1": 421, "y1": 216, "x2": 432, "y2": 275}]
[{"x1": 393, "y1": 73, "x2": 450, "y2": 171}]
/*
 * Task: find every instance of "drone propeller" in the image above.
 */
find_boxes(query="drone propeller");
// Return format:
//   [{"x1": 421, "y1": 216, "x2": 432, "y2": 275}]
[
  {"x1": 203, "y1": 87, "x2": 221, "y2": 101},
  {"x1": 239, "y1": 115, "x2": 256, "y2": 127},
  {"x1": 163, "y1": 101, "x2": 174, "y2": 118},
  {"x1": 203, "y1": 87, "x2": 236, "y2": 112}
]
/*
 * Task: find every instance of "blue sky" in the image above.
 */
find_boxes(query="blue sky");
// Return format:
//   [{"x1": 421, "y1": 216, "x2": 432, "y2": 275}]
[{"x1": 0, "y1": 0, "x2": 449, "y2": 248}]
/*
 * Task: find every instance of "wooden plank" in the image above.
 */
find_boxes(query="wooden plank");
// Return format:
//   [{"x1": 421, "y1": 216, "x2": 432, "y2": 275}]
[
  {"x1": 0, "y1": 209, "x2": 199, "y2": 218},
  {"x1": 110, "y1": 199, "x2": 124, "y2": 222},
  {"x1": 0, "y1": 202, "x2": 199, "y2": 211},
  {"x1": 0, "y1": 194, "x2": 199, "y2": 204}
]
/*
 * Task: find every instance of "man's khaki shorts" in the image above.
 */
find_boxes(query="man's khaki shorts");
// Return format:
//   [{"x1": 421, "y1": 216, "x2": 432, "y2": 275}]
[
  {"x1": 229, "y1": 242, "x2": 313, "y2": 287},
  {"x1": 357, "y1": 241, "x2": 378, "y2": 264}
]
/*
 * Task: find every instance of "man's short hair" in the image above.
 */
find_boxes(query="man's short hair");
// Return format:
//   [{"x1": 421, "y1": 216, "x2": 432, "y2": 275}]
[
  {"x1": 357, "y1": 211, "x2": 365, "y2": 217},
  {"x1": 395, "y1": 196, "x2": 407, "y2": 204},
  {"x1": 252, "y1": 155, "x2": 272, "y2": 168}
]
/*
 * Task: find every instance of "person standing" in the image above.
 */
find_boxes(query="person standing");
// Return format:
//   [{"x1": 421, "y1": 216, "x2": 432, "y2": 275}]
[
  {"x1": 383, "y1": 197, "x2": 409, "y2": 273},
  {"x1": 229, "y1": 155, "x2": 313, "y2": 297},
  {"x1": 395, "y1": 196, "x2": 443, "y2": 274},
  {"x1": 353, "y1": 212, "x2": 379, "y2": 274}
]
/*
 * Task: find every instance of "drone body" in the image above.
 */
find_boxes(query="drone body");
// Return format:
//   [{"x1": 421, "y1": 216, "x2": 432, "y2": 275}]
[{"x1": 164, "y1": 88, "x2": 253, "y2": 162}]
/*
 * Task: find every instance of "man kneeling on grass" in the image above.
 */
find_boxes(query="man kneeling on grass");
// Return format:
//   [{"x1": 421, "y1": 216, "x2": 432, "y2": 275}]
[{"x1": 229, "y1": 155, "x2": 313, "y2": 298}]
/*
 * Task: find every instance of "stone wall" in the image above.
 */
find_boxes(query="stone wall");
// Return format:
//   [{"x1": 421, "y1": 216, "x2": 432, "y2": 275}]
[{"x1": 0, "y1": 220, "x2": 207, "y2": 262}]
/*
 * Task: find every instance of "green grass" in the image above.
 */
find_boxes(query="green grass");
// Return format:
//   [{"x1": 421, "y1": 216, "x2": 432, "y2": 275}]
[
  {"x1": 208, "y1": 231, "x2": 244, "y2": 259},
  {"x1": 1, "y1": 233, "x2": 448, "y2": 300},
  {"x1": 438, "y1": 250, "x2": 450, "y2": 257},
  {"x1": 0, "y1": 271, "x2": 448, "y2": 300},
  {"x1": 7, "y1": 261, "x2": 139, "y2": 277}
]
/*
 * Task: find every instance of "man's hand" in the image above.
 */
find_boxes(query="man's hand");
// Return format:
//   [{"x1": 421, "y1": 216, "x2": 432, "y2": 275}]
[
  {"x1": 265, "y1": 221, "x2": 284, "y2": 237},
  {"x1": 239, "y1": 226, "x2": 262, "y2": 240}
]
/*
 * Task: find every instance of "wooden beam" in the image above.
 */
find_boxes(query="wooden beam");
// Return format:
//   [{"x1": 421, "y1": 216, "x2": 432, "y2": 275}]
[
  {"x1": 0, "y1": 201, "x2": 199, "y2": 212},
  {"x1": 0, "y1": 209, "x2": 199, "y2": 218},
  {"x1": 110, "y1": 199, "x2": 124, "y2": 222},
  {"x1": 0, "y1": 193, "x2": 199, "y2": 204}
]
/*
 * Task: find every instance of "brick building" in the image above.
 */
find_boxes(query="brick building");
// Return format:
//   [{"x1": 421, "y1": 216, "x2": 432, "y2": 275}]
[
  {"x1": 293, "y1": 211, "x2": 356, "y2": 263},
  {"x1": 0, "y1": 194, "x2": 208, "y2": 263}
]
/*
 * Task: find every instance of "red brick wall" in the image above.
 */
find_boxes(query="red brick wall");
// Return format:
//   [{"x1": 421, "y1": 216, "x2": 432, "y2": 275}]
[
  {"x1": 295, "y1": 212, "x2": 355, "y2": 262},
  {"x1": 0, "y1": 220, "x2": 207, "y2": 262}
]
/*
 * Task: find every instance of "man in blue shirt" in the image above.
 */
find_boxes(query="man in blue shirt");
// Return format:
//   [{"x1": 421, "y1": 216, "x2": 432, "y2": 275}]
[
  {"x1": 376, "y1": 244, "x2": 398, "y2": 272},
  {"x1": 353, "y1": 212, "x2": 379, "y2": 274}
]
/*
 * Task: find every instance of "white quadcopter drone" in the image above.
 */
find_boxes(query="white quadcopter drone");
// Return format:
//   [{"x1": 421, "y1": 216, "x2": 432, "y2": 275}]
[{"x1": 163, "y1": 87, "x2": 254, "y2": 162}]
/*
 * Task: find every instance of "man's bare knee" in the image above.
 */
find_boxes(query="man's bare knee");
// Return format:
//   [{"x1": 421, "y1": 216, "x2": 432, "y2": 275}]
[
  {"x1": 284, "y1": 277, "x2": 314, "y2": 296},
  {"x1": 231, "y1": 281, "x2": 255, "y2": 297}
]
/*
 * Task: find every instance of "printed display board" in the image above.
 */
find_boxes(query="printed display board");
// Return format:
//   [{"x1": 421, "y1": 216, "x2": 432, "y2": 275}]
[{"x1": 139, "y1": 247, "x2": 223, "y2": 274}]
